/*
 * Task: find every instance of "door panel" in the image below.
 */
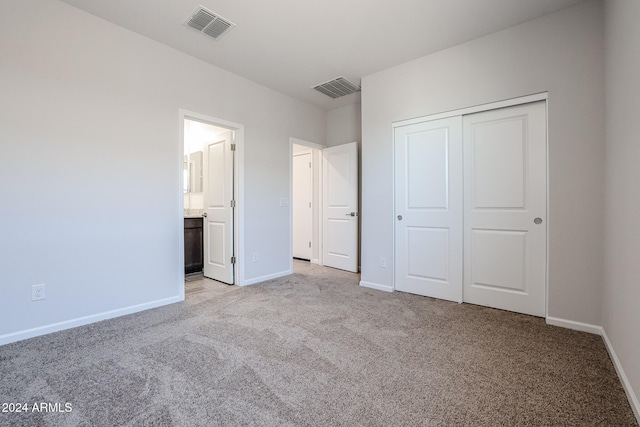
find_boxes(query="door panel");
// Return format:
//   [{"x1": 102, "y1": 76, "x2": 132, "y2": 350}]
[
  {"x1": 471, "y1": 118, "x2": 526, "y2": 208},
  {"x1": 394, "y1": 117, "x2": 463, "y2": 302},
  {"x1": 205, "y1": 221, "x2": 226, "y2": 266},
  {"x1": 293, "y1": 153, "x2": 312, "y2": 260},
  {"x1": 471, "y1": 229, "x2": 526, "y2": 293},
  {"x1": 323, "y1": 142, "x2": 358, "y2": 272},
  {"x1": 463, "y1": 101, "x2": 546, "y2": 316},
  {"x1": 206, "y1": 142, "x2": 226, "y2": 207},
  {"x1": 326, "y1": 218, "x2": 350, "y2": 256},
  {"x1": 203, "y1": 131, "x2": 234, "y2": 284},
  {"x1": 407, "y1": 128, "x2": 450, "y2": 209},
  {"x1": 407, "y1": 226, "x2": 450, "y2": 282}
]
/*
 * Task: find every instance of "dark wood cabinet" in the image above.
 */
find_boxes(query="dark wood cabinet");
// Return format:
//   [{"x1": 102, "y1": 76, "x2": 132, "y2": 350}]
[{"x1": 184, "y1": 217, "x2": 203, "y2": 274}]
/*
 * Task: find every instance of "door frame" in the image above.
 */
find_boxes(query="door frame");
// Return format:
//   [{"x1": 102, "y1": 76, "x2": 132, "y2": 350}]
[
  {"x1": 391, "y1": 92, "x2": 549, "y2": 316},
  {"x1": 289, "y1": 137, "x2": 325, "y2": 273},
  {"x1": 179, "y1": 109, "x2": 245, "y2": 287}
]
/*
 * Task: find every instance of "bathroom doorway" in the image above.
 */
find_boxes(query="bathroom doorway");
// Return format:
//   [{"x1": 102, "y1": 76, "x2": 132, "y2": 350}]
[{"x1": 180, "y1": 110, "x2": 244, "y2": 286}]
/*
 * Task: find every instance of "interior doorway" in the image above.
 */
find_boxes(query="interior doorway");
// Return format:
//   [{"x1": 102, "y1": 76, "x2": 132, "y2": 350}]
[
  {"x1": 290, "y1": 138, "x2": 324, "y2": 269},
  {"x1": 290, "y1": 138, "x2": 361, "y2": 274},
  {"x1": 292, "y1": 146, "x2": 313, "y2": 260},
  {"x1": 180, "y1": 111, "x2": 244, "y2": 286}
]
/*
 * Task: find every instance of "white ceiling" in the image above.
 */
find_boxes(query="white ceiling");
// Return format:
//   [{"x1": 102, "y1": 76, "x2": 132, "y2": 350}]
[{"x1": 60, "y1": 0, "x2": 586, "y2": 111}]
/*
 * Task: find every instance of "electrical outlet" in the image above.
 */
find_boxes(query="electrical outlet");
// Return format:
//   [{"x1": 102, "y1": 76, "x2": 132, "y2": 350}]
[
  {"x1": 32, "y1": 284, "x2": 46, "y2": 301},
  {"x1": 379, "y1": 257, "x2": 387, "y2": 268},
  {"x1": 253, "y1": 252, "x2": 259, "y2": 262}
]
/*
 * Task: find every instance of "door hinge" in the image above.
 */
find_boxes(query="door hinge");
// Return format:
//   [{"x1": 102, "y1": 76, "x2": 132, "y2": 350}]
[
  {"x1": 309, "y1": 162, "x2": 311, "y2": 168},
  {"x1": 308, "y1": 201, "x2": 311, "y2": 208},
  {"x1": 231, "y1": 200, "x2": 236, "y2": 208},
  {"x1": 231, "y1": 256, "x2": 236, "y2": 264},
  {"x1": 231, "y1": 143, "x2": 236, "y2": 151},
  {"x1": 308, "y1": 242, "x2": 311, "y2": 248}
]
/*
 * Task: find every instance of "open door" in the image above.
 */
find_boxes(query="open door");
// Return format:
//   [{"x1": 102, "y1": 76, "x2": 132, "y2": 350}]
[
  {"x1": 203, "y1": 130, "x2": 234, "y2": 284},
  {"x1": 322, "y1": 142, "x2": 359, "y2": 272}
]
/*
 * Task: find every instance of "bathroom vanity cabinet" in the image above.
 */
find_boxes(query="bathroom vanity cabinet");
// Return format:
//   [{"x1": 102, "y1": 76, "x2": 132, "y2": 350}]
[{"x1": 184, "y1": 217, "x2": 203, "y2": 274}]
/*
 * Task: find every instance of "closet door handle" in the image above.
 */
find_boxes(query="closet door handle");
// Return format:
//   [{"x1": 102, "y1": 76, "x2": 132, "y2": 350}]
[{"x1": 397, "y1": 215, "x2": 403, "y2": 221}]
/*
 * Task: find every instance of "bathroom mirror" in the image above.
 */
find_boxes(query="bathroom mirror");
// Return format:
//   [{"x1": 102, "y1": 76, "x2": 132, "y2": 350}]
[
  {"x1": 189, "y1": 151, "x2": 203, "y2": 193},
  {"x1": 184, "y1": 151, "x2": 203, "y2": 193},
  {"x1": 183, "y1": 155, "x2": 189, "y2": 193}
]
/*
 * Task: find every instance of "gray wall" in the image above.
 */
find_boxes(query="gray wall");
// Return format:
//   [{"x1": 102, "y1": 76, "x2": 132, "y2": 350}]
[
  {"x1": 361, "y1": 0, "x2": 605, "y2": 325},
  {"x1": 0, "y1": 0, "x2": 325, "y2": 343},
  {"x1": 604, "y1": 0, "x2": 640, "y2": 416}
]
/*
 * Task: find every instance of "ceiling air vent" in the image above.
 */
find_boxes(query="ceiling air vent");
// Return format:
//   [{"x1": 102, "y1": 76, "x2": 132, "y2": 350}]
[
  {"x1": 313, "y1": 77, "x2": 361, "y2": 99},
  {"x1": 184, "y1": 6, "x2": 235, "y2": 40}
]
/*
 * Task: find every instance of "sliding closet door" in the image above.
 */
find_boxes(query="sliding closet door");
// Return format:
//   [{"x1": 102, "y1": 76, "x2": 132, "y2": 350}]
[
  {"x1": 394, "y1": 117, "x2": 463, "y2": 302},
  {"x1": 463, "y1": 101, "x2": 547, "y2": 316}
]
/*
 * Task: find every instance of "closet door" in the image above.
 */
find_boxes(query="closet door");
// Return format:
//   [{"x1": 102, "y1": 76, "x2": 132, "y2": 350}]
[
  {"x1": 394, "y1": 117, "x2": 463, "y2": 302},
  {"x1": 463, "y1": 101, "x2": 547, "y2": 316}
]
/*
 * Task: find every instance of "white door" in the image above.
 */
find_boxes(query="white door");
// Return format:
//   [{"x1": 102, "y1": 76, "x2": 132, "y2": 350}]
[
  {"x1": 463, "y1": 101, "x2": 547, "y2": 316},
  {"x1": 322, "y1": 142, "x2": 358, "y2": 272},
  {"x1": 394, "y1": 117, "x2": 463, "y2": 302},
  {"x1": 203, "y1": 131, "x2": 234, "y2": 284},
  {"x1": 293, "y1": 152, "x2": 312, "y2": 260}
]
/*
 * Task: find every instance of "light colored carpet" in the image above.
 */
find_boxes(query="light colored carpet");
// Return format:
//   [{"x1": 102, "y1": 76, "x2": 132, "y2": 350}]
[{"x1": 0, "y1": 260, "x2": 637, "y2": 426}]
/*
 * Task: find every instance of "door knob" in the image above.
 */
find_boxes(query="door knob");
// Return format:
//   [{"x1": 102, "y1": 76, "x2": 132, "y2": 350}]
[
  {"x1": 203, "y1": 212, "x2": 207, "y2": 218},
  {"x1": 345, "y1": 212, "x2": 358, "y2": 217},
  {"x1": 397, "y1": 215, "x2": 403, "y2": 221},
  {"x1": 534, "y1": 217, "x2": 542, "y2": 224}
]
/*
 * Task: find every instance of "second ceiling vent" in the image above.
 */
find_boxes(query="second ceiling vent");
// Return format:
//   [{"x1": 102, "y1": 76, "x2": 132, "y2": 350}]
[
  {"x1": 184, "y1": 6, "x2": 235, "y2": 40},
  {"x1": 313, "y1": 77, "x2": 361, "y2": 99}
]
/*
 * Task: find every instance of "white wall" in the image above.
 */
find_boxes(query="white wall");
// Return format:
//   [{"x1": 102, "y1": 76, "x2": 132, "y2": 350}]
[
  {"x1": 361, "y1": 0, "x2": 605, "y2": 325},
  {"x1": 0, "y1": 0, "x2": 325, "y2": 343},
  {"x1": 326, "y1": 104, "x2": 361, "y2": 147},
  {"x1": 603, "y1": 0, "x2": 640, "y2": 417}
]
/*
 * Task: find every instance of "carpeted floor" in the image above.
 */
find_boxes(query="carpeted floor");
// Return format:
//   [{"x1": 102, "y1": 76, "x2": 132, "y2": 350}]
[{"x1": 0, "y1": 260, "x2": 637, "y2": 426}]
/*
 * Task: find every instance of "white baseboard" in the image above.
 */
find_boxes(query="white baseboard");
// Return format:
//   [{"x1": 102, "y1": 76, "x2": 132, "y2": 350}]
[
  {"x1": 546, "y1": 316, "x2": 639, "y2": 423},
  {"x1": 545, "y1": 316, "x2": 603, "y2": 335},
  {"x1": 0, "y1": 295, "x2": 183, "y2": 346},
  {"x1": 360, "y1": 280, "x2": 393, "y2": 292},
  {"x1": 602, "y1": 328, "x2": 640, "y2": 423},
  {"x1": 240, "y1": 269, "x2": 291, "y2": 286},
  {"x1": 310, "y1": 259, "x2": 319, "y2": 265}
]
